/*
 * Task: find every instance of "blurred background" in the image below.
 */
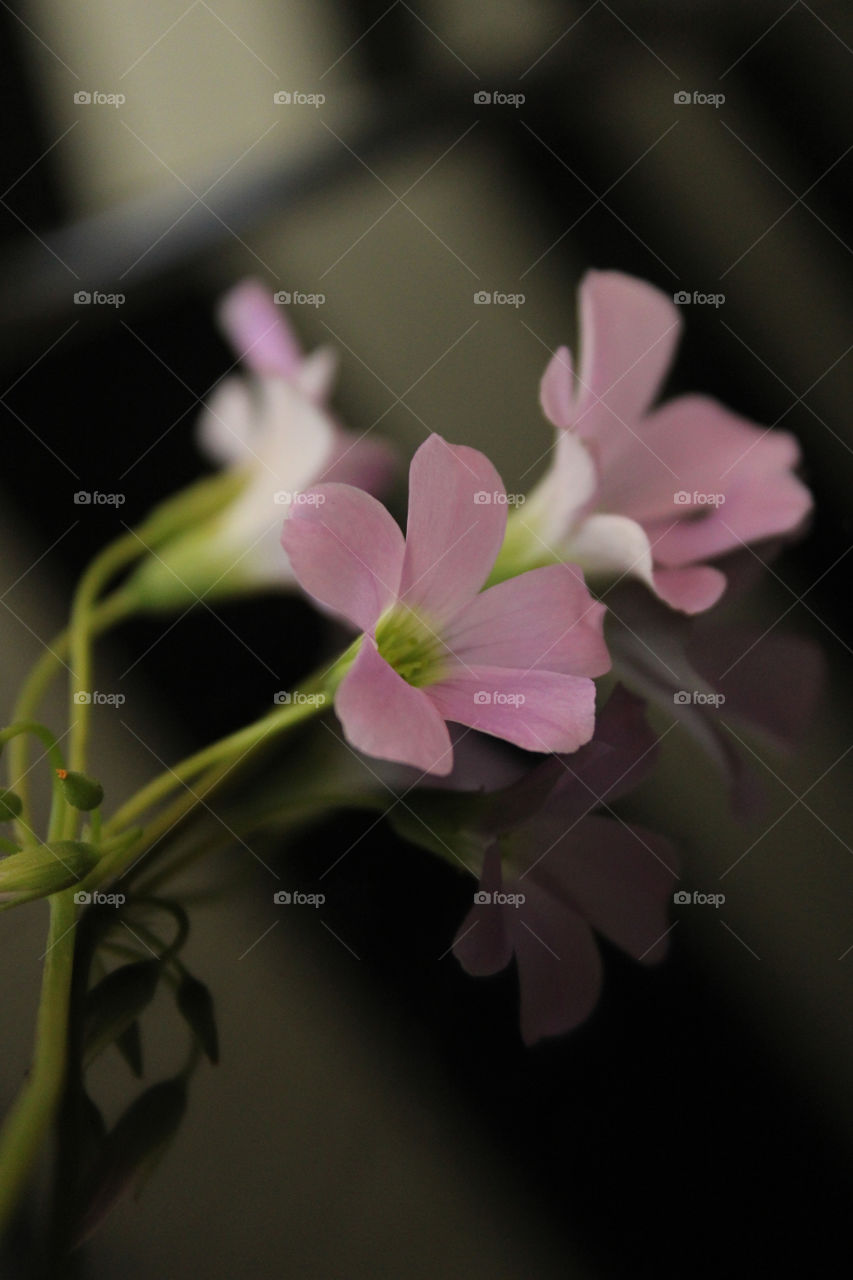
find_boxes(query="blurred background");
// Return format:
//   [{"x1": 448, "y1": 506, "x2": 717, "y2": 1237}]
[{"x1": 1, "y1": 1, "x2": 852, "y2": 1276}]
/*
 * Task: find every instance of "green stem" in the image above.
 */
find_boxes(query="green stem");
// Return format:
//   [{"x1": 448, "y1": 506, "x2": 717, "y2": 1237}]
[
  {"x1": 0, "y1": 721, "x2": 69, "y2": 846},
  {"x1": 68, "y1": 537, "x2": 154, "y2": 777},
  {"x1": 0, "y1": 890, "x2": 76, "y2": 1238},
  {"x1": 101, "y1": 642, "x2": 360, "y2": 845},
  {"x1": 7, "y1": 590, "x2": 136, "y2": 838}
]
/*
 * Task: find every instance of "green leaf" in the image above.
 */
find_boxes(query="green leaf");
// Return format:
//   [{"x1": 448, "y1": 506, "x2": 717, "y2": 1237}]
[
  {"x1": 175, "y1": 974, "x2": 219, "y2": 1064},
  {"x1": 83, "y1": 961, "x2": 160, "y2": 1068}
]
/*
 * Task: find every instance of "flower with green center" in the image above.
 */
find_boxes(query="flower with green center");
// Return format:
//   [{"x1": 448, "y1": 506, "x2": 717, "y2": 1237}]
[
  {"x1": 282, "y1": 434, "x2": 611, "y2": 775},
  {"x1": 374, "y1": 606, "x2": 449, "y2": 688}
]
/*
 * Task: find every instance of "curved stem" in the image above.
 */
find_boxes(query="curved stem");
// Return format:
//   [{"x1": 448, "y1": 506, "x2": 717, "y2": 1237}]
[
  {"x1": 7, "y1": 590, "x2": 136, "y2": 839},
  {"x1": 0, "y1": 890, "x2": 76, "y2": 1238},
  {"x1": 0, "y1": 721, "x2": 69, "y2": 846},
  {"x1": 68, "y1": 537, "x2": 152, "y2": 776},
  {"x1": 100, "y1": 640, "x2": 360, "y2": 849}
]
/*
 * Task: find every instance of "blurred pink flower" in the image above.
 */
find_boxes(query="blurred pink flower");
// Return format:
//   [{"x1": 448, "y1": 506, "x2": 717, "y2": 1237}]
[
  {"x1": 282, "y1": 434, "x2": 610, "y2": 775},
  {"x1": 452, "y1": 686, "x2": 677, "y2": 1044},
  {"x1": 498, "y1": 271, "x2": 812, "y2": 613},
  {"x1": 195, "y1": 279, "x2": 393, "y2": 586}
]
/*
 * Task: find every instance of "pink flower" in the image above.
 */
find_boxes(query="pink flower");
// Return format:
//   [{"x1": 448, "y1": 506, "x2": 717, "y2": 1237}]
[
  {"x1": 281, "y1": 434, "x2": 611, "y2": 775},
  {"x1": 451, "y1": 686, "x2": 678, "y2": 1044},
  {"x1": 497, "y1": 271, "x2": 812, "y2": 613},
  {"x1": 194, "y1": 279, "x2": 393, "y2": 586}
]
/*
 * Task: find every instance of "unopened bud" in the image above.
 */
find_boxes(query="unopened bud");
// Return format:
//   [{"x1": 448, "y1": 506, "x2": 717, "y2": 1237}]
[
  {"x1": 57, "y1": 769, "x2": 104, "y2": 812},
  {"x1": 0, "y1": 841, "x2": 99, "y2": 904}
]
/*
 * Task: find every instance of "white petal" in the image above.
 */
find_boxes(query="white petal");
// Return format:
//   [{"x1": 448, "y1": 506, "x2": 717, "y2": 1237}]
[
  {"x1": 515, "y1": 430, "x2": 598, "y2": 551},
  {"x1": 563, "y1": 513, "x2": 655, "y2": 588}
]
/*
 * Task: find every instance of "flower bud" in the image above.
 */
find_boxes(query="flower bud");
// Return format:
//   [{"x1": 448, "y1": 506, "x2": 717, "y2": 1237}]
[
  {"x1": 57, "y1": 769, "x2": 104, "y2": 811},
  {"x1": 0, "y1": 841, "x2": 99, "y2": 904}
]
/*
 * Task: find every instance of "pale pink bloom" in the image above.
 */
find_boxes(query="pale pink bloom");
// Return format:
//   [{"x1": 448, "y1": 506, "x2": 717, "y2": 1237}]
[
  {"x1": 503, "y1": 271, "x2": 812, "y2": 613},
  {"x1": 282, "y1": 434, "x2": 610, "y2": 775},
  {"x1": 452, "y1": 686, "x2": 677, "y2": 1044},
  {"x1": 195, "y1": 280, "x2": 392, "y2": 587}
]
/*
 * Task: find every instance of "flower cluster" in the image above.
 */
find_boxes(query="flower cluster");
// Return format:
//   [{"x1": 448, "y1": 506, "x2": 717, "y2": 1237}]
[{"x1": 0, "y1": 269, "x2": 816, "y2": 1233}]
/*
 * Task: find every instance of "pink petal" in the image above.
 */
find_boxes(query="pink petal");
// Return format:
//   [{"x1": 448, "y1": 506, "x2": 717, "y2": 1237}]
[
  {"x1": 533, "y1": 814, "x2": 678, "y2": 964},
  {"x1": 509, "y1": 880, "x2": 603, "y2": 1044},
  {"x1": 427, "y1": 667, "x2": 597, "y2": 755},
  {"x1": 452, "y1": 845, "x2": 514, "y2": 975},
  {"x1": 281, "y1": 484, "x2": 404, "y2": 632},
  {"x1": 398, "y1": 435, "x2": 507, "y2": 623},
  {"x1": 652, "y1": 468, "x2": 812, "y2": 568},
  {"x1": 336, "y1": 639, "x2": 453, "y2": 775},
  {"x1": 442, "y1": 564, "x2": 609, "y2": 677},
  {"x1": 574, "y1": 271, "x2": 682, "y2": 466},
  {"x1": 651, "y1": 565, "x2": 727, "y2": 614},
  {"x1": 217, "y1": 279, "x2": 303, "y2": 378},
  {"x1": 597, "y1": 395, "x2": 811, "y2": 554},
  {"x1": 539, "y1": 345, "x2": 574, "y2": 429}
]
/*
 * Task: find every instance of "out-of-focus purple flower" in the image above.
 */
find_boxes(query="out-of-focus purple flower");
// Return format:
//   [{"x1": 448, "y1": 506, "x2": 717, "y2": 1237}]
[
  {"x1": 450, "y1": 686, "x2": 678, "y2": 1044},
  {"x1": 606, "y1": 569, "x2": 825, "y2": 813}
]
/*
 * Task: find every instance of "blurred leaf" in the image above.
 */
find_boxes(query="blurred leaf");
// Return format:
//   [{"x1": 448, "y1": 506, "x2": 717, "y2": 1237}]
[
  {"x1": 175, "y1": 973, "x2": 219, "y2": 1064},
  {"x1": 83, "y1": 961, "x2": 160, "y2": 1069},
  {"x1": 72, "y1": 1077, "x2": 187, "y2": 1248}
]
